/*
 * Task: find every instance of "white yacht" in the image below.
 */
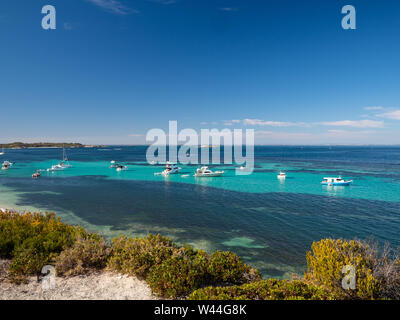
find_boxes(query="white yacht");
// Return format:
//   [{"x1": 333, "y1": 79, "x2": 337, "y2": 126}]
[
  {"x1": 2, "y1": 161, "x2": 14, "y2": 170},
  {"x1": 194, "y1": 166, "x2": 224, "y2": 177},
  {"x1": 321, "y1": 176, "x2": 353, "y2": 186},
  {"x1": 277, "y1": 171, "x2": 287, "y2": 178},
  {"x1": 161, "y1": 162, "x2": 181, "y2": 176},
  {"x1": 59, "y1": 147, "x2": 72, "y2": 168},
  {"x1": 0, "y1": 148, "x2": 5, "y2": 156},
  {"x1": 47, "y1": 147, "x2": 72, "y2": 171}
]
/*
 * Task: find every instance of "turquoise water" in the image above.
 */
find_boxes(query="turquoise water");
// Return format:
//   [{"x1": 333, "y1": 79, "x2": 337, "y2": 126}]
[{"x1": 1, "y1": 146, "x2": 400, "y2": 278}]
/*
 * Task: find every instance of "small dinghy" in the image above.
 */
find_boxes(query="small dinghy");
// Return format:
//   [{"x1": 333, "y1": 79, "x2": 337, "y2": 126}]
[{"x1": 32, "y1": 170, "x2": 41, "y2": 178}]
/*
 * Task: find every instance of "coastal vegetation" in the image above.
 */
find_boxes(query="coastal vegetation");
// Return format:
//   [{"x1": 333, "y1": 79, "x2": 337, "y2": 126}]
[
  {"x1": 188, "y1": 279, "x2": 334, "y2": 300},
  {"x1": 1, "y1": 210, "x2": 399, "y2": 300},
  {"x1": 0, "y1": 142, "x2": 101, "y2": 149}
]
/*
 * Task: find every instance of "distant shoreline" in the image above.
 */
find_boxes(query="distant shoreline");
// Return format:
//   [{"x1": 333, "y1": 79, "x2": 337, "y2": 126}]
[{"x1": 0, "y1": 142, "x2": 104, "y2": 149}]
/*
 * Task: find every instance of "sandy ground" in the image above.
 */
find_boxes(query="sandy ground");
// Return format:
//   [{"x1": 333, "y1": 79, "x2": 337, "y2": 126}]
[{"x1": 0, "y1": 260, "x2": 157, "y2": 300}]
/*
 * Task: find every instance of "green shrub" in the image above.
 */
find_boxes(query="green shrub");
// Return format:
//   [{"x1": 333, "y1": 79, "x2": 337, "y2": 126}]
[
  {"x1": 305, "y1": 239, "x2": 381, "y2": 299},
  {"x1": 208, "y1": 251, "x2": 261, "y2": 285},
  {"x1": 55, "y1": 235, "x2": 111, "y2": 276},
  {"x1": 0, "y1": 211, "x2": 87, "y2": 280},
  {"x1": 188, "y1": 279, "x2": 334, "y2": 300},
  {"x1": 107, "y1": 234, "x2": 180, "y2": 279},
  {"x1": 147, "y1": 250, "x2": 210, "y2": 298}
]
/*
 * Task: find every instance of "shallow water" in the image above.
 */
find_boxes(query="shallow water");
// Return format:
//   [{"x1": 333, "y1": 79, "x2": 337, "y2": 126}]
[{"x1": 1, "y1": 146, "x2": 399, "y2": 277}]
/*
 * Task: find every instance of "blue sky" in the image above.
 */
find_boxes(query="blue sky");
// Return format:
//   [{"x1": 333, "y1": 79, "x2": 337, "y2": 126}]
[{"x1": 0, "y1": 0, "x2": 399, "y2": 145}]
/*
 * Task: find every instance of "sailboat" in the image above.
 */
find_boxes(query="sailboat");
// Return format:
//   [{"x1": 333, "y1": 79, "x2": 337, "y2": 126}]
[
  {"x1": 47, "y1": 146, "x2": 72, "y2": 171},
  {"x1": 0, "y1": 148, "x2": 4, "y2": 156},
  {"x1": 59, "y1": 147, "x2": 72, "y2": 168}
]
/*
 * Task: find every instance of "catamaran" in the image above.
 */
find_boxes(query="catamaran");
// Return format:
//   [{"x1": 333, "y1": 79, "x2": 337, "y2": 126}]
[{"x1": 321, "y1": 176, "x2": 353, "y2": 186}]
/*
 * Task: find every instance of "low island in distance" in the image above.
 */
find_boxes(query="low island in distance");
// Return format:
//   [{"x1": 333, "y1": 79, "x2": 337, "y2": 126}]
[{"x1": 0, "y1": 142, "x2": 105, "y2": 149}]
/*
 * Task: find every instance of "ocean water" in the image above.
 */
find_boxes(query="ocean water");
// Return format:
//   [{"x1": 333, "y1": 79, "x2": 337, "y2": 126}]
[{"x1": 0, "y1": 146, "x2": 399, "y2": 278}]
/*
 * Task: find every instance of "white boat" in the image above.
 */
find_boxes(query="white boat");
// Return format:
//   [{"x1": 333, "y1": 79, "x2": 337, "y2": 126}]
[
  {"x1": 321, "y1": 176, "x2": 353, "y2": 186},
  {"x1": 110, "y1": 160, "x2": 120, "y2": 168},
  {"x1": 47, "y1": 147, "x2": 72, "y2": 171},
  {"x1": 194, "y1": 166, "x2": 224, "y2": 177},
  {"x1": 277, "y1": 171, "x2": 286, "y2": 178},
  {"x1": 157, "y1": 162, "x2": 181, "y2": 176},
  {"x1": 47, "y1": 163, "x2": 68, "y2": 171},
  {"x1": 1, "y1": 161, "x2": 13, "y2": 170},
  {"x1": 59, "y1": 147, "x2": 72, "y2": 168},
  {"x1": 116, "y1": 165, "x2": 128, "y2": 171},
  {"x1": 0, "y1": 148, "x2": 5, "y2": 156}
]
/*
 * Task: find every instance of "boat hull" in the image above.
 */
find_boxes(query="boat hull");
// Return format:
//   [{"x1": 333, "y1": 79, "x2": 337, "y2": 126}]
[
  {"x1": 321, "y1": 181, "x2": 353, "y2": 186},
  {"x1": 194, "y1": 172, "x2": 224, "y2": 177}
]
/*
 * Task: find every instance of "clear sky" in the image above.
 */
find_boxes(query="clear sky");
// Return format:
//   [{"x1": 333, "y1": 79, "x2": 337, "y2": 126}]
[{"x1": 0, "y1": 0, "x2": 399, "y2": 145}]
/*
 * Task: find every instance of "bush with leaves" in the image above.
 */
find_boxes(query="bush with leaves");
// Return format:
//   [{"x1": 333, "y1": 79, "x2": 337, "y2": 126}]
[
  {"x1": 188, "y1": 279, "x2": 334, "y2": 300},
  {"x1": 147, "y1": 250, "x2": 210, "y2": 298},
  {"x1": 146, "y1": 248, "x2": 261, "y2": 298},
  {"x1": 305, "y1": 238, "x2": 381, "y2": 299},
  {"x1": 0, "y1": 211, "x2": 86, "y2": 281},
  {"x1": 107, "y1": 234, "x2": 180, "y2": 279},
  {"x1": 55, "y1": 235, "x2": 111, "y2": 276},
  {"x1": 207, "y1": 251, "x2": 261, "y2": 285}
]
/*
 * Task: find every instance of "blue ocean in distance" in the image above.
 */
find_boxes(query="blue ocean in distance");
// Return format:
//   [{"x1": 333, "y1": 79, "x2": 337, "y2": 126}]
[{"x1": 0, "y1": 146, "x2": 399, "y2": 278}]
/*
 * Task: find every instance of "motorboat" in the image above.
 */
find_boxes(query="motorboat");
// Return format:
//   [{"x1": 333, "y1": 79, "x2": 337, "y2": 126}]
[
  {"x1": 277, "y1": 171, "x2": 287, "y2": 178},
  {"x1": 1, "y1": 161, "x2": 13, "y2": 170},
  {"x1": 194, "y1": 166, "x2": 224, "y2": 177},
  {"x1": 160, "y1": 162, "x2": 181, "y2": 176},
  {"x1": 116, "y1": 165, "x2": 128, "y2": 171},
  {"x1": 110, "y1": 160, "x2": 119, "y2": 168},
  {"x1": 321, "y1": 176, "x2": 353, "y2": 186},
  {"x1": 32, "y1": 171, "x2": 41, "y2": 178}
]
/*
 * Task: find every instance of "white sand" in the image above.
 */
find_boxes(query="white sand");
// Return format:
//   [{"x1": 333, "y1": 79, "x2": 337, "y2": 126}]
[{"x1": 0, "y1": 260, "x2": 157, "y2": 300}]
